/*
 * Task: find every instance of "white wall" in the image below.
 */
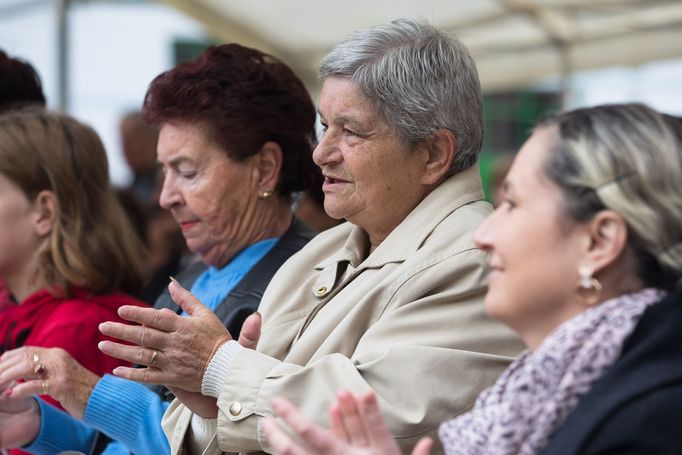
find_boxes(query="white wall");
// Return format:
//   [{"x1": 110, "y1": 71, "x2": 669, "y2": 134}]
[
  {"x1": 567, "y1": 59, "x2": 682, "y2": 115},
  {"x1": 0, "y1": 1, "x2": 206, "y2": 185}
]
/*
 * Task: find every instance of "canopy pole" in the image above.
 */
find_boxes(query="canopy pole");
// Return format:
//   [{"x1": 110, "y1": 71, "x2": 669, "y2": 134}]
[
  {"x1": 56, "y1": 0, "x2": 70, "y2": 112},
  {"x1": 556, "y1": 40, "x2": 572, "y2": 110}
]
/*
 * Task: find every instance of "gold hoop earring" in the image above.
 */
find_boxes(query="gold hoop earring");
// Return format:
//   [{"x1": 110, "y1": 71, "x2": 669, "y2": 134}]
[
  {"x1": 258, "y1": 189, "x2": 274, "y2": 199},
  {"x1": 576, "y1": 265, "x2": 602, "y2": 306}
]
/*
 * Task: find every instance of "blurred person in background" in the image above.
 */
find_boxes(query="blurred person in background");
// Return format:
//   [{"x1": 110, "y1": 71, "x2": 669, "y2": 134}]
[
  {"x1": 0, "y1": 43, "x2": 317, "y2": 455},
  {"x1": 119, "y1": 111, "x2": 159, "y2": 206},
  {"x1": 264, "y1": 103, "x2": 682, "y2": 455},
  {"x1": 0, "y1": 108, "x2": 148, "y2": 455},
  {"x1": 99, "y1": 18, "x2": 522, "y2": 455},
  {"x1": 118, "y1": 111, "x2": 188, "y2": 304},
  {"x1": 0, "y1": 49, "x2": 45, "y2": 112}
]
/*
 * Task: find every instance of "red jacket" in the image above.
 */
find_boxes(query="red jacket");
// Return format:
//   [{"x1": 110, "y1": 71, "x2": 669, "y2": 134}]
[{"x1": 0, "y1": 286, "x2": 148, "y2": 409}]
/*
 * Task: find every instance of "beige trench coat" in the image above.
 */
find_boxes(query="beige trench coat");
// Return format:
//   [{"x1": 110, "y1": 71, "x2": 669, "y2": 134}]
[{"x1": 163, "y1": 166, "x2": 523, "y2": 454}]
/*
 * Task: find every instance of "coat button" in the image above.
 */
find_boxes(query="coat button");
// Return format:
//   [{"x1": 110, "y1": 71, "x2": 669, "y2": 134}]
[
  {"x1": 314, "y1": 286, "x2": 328, "y2": 297},
  {"x1": 229, "y1": 402, "x2": 242, "y2": 416}
]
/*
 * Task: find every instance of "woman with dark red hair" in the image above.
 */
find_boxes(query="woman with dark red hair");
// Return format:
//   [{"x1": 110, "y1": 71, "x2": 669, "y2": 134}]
[{"x1": 0, "y1": 44, "x2": 317, "y2": 455}]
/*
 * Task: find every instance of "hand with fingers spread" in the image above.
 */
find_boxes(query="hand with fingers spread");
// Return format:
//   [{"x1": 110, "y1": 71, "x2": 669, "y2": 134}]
[
  {"x1": 0, "y1": 347, "x2": 100, "y2": 419},
  {"x1": 98, "y1": 279, "x2": 233, "y2": 392},
  {"x1": 163, "y1": 311, "x2": 264, "y2": 418},
  {"x1": 263, "y1": 391, "x2": 433, "y2": 455}
]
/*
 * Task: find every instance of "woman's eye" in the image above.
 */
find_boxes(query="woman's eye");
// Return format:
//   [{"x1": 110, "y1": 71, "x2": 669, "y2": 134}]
[
  {"x1": 501, "y1": 198, "x2": 516, "y2": 211},
  {"x1": 179, "y1": 169, "x2": 197, "y2": 179},
  {"x1": 343, "y1": 128, "x2": 358, "y2": 137},
  {"x1": 319, "y1": 122, "x2": 328, "y2": 133}
]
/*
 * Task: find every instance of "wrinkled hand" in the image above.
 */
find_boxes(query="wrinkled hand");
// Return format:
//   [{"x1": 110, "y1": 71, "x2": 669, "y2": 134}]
[
  {"x1": 0, "y1": 394, "x2": 40, "y2": 449},
  {"x1": 263, "y1": 391, "x2": 433, "y2": 455},
  {"x1": 0, "y1": 347, "x2": 99, "y2": 419},
  {"x1": 98, "y1": 279, "x2": 232, "y2": 392},
  {"x1": 166, "y1": 311, "x2": 263, "y2": 419}
]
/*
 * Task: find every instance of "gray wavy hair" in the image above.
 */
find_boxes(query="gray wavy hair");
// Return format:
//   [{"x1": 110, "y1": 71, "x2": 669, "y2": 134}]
[
  {"x1": 318, "y1": 18, "x2": 483, "y2": 176},
  {"x1": 540, "y1": 103, "x2": 682, "y2": 289}
]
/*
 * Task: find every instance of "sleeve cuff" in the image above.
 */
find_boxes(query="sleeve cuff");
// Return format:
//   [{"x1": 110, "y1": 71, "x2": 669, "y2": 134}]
[
  {"x1": 26, "y1": 397, "x2": 96, "y2": 454},
  {"x1": 202, "y1": 340, "x2": 242, "y2": 398},
  {"x1": 83, "y1": 374, "x2": 164, "y2": 450}
]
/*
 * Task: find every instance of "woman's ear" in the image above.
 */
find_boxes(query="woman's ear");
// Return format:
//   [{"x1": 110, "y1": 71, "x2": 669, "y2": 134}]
[
  {"x1": 582, "y1": 210, "x2": 629, "y2": 273},
  {"x1": 32, "y1": 190, "x2": 58, "y2": 237},
  {"x1": 254, "y1": 141, "x2": 284, "y2": 193},
  {"x1": 420, "y1": 129, "x2": 457, "y2": 185}
]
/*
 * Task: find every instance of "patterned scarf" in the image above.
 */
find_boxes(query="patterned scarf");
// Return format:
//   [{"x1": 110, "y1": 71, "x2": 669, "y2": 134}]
[{"x1": 439, "y1": 288, "x2": 666, "y2": 455}]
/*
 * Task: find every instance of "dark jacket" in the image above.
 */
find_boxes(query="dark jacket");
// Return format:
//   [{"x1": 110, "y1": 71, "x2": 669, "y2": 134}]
[{"x1": 543, "y1": 287, "x2": 682, "y2": 454}]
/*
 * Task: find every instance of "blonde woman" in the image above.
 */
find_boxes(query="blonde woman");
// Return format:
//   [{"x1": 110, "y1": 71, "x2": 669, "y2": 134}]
[
  {"x1": 263, "y1": 104, "x2": 682, "y2": 455},
  {"x1": 0, "y1": 108, "x2": 147, "y2": 452}
]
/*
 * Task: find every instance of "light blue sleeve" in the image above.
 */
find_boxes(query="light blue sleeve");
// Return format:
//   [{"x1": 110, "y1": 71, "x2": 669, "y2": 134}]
[
  {"x1": 83, "y1": 374, "x2": 170, "y2": 455},
  {"x1": 24, "y1": 397, "x2": 96, "y2": 455}
]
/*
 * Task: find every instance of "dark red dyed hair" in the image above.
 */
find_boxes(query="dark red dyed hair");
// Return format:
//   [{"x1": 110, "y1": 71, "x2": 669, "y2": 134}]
[
  {"x1": 142, "y1": 44, "x2": 317, "y2": 197},
  {"x1": 0, "y1": 49, "x2": 46, "y2": 111}
]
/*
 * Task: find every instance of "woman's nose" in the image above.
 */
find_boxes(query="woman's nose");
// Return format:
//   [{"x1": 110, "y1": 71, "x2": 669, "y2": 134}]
[
  {"x1": 474, "y1": 212, "x2": 495, "y2": 252},
  {"x1": 312, "y1": 132, "x2": 341, "y2": 168},
  {"x1": 158, "y1": 175, "x2": 181, "y2": 210}
]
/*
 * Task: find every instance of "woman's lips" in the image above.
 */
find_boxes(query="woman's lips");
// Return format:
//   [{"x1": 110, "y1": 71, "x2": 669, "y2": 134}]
[
  {"x1": 178, "y1": 220, "x2": 199, "y2": 231},
  {"x1": 322, "y1": 176, "x2": 349, "y2": 190},
  {"x1": 487, "y1": 265, "x2": 504, "y2": 282}
]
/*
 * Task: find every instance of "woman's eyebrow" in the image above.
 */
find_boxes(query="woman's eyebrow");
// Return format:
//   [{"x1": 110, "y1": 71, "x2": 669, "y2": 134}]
[{"x1": 164, "y1": 156, "x2": 194, "y2": 168}]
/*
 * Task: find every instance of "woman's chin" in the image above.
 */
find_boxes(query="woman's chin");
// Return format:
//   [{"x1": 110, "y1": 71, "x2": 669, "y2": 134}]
[{"x1": 483, "y1": 291, "x2": 507, "y2": 322}]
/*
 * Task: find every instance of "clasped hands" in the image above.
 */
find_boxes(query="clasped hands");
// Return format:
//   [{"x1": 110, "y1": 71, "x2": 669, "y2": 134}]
[{"x1": 98, "y1": 278, "x2": 261, "y2": 417}]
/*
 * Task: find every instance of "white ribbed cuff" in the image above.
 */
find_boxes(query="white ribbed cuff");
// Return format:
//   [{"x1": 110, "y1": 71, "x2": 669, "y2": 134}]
[{"x1": 201, "y1": 340, "x2": 242, "y2": 398}]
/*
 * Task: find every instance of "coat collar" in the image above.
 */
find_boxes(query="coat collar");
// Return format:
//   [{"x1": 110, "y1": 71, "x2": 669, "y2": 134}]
[{"x1": 315, "y1": 164, "x2": 485, "y2": 271}]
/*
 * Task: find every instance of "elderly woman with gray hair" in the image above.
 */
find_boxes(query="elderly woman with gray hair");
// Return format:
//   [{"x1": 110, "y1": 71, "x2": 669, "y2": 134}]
[{"x1": 99, "y1": 18, "x2": 522, "y2": 454}]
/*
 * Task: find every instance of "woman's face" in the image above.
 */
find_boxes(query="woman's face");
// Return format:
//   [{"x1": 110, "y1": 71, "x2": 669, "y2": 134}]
[
  {"x1": 157, "y1": 122, "x2": 262, "y2": 267},
  {"x1": 0, "y1": 174, "x2": 42, "y2": 277},
  {"x1": 474, "y1": 126, "x2": 587, "y2": 348},
  {"x1": 313, "y1": 78, "x2": 430, "y2": 242}
]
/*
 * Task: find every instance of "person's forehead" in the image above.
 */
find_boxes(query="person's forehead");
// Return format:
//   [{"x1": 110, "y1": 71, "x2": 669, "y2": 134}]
[
  {"x1": 506, "y1": 127, "x2": 557, "y2": 191},
  {"x1": 157, "y1": 124, "x2": 209, "y2": 162}
]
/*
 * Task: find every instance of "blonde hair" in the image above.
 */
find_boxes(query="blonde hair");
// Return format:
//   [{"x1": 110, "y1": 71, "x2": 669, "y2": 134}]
[
  {"x1": 539, "y1": 104, "x2": 682, "y2": 289},
  {"x1": 0, "y1": 108, "x2": 147, "y2": 295}
]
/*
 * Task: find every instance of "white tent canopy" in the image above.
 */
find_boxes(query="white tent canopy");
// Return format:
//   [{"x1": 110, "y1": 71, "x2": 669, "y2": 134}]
[{"x1": 159, "y1": 0, "x2": 682, "y2": 96}]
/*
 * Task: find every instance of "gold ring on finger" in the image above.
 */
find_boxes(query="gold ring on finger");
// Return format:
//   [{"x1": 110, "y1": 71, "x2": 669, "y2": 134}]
[
  {"x1": 41, "y1": 380, "x2": 49, "y2": 395},
  {"x1": 149, "y1": 350, "x2": 159, "y2": 367},
  {"x1": 34, "y1": 363, "x2": 47, "y2": 376}
]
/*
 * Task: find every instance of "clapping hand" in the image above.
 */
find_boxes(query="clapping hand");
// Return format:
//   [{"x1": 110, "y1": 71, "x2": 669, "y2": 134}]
[
  {"x1": 98, "y1": 279, "x2": 232, "y2": 392},
  {"x1": 263, "y1": 390, "x2": 433, "y2": 455},
  {"x1": 167, "y1": 311, "x2": 263, "y2": 418}
]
